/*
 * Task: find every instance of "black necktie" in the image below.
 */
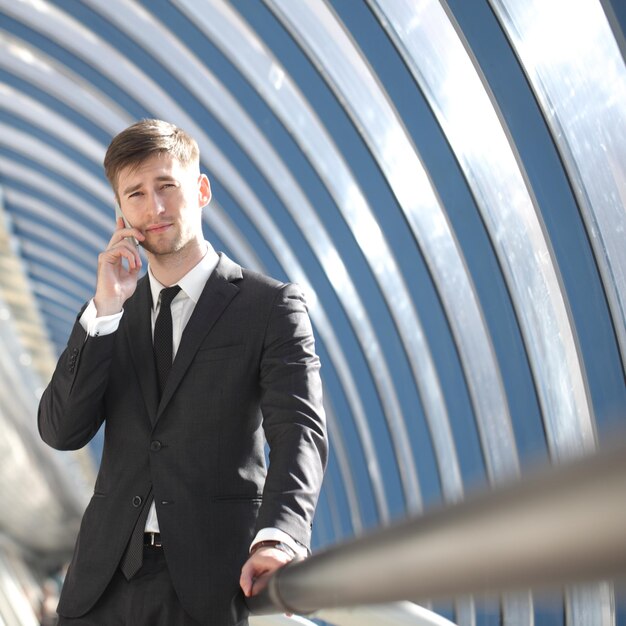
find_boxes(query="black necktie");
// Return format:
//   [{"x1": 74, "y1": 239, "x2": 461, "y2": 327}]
[
  {"x1": 120, "y1": 286, "x2": 180, "y2": 580},
  {"x1": 153, "y1": 285, "x2": 181, "y2": 398},
  {"x1": 120, "y1": 487, "x2": 153, "y2": 580}
]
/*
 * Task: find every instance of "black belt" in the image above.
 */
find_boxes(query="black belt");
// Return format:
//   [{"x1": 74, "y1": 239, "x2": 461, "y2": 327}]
[{"x1": 143, "y1": 532, "x2": 162, "y2": 547}]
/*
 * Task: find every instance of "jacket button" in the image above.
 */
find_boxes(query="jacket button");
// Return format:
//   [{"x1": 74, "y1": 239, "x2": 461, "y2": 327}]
[
  {"x1": 150, "y1": 441, "x2": 162, "y2": 452},
  {"x1": 132, "y1": 495, "x2": 142, "y2": 507}
]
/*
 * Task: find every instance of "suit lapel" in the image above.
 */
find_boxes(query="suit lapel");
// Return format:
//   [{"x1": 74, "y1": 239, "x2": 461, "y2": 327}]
[
  {"x1": 156, "y1": 253, "x2": 242, "y2": 420},
  {"x1": 124, "y1": 276, "x2": 159, "y2": 424}
]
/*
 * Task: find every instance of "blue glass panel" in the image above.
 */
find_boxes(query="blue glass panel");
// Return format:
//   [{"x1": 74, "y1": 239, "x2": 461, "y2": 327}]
[
  {"x1": 0, "y1": 11, "x2": 147, "y2": 118},
  {"x1": 446, "y1": 0, "x2": 625, "y2": 459}
]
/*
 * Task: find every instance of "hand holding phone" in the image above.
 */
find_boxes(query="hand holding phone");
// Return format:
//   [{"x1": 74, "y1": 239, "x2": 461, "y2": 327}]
[{"x1": 92, "y1": 205, "x2": 144, "y2": 316}]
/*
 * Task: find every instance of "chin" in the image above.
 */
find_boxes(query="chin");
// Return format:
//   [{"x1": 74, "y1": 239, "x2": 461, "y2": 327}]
[{"x1": 143, "y1": 236, "x2": 193, "y2": 258}]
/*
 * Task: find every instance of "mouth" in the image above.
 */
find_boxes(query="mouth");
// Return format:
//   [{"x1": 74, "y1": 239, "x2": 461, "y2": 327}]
[{"x1": 146, "y1": 223, "x2": 172, "y2": 234}]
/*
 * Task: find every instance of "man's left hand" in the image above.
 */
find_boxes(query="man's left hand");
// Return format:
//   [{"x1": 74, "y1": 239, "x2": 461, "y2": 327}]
[{"x1": 240, "y1": 546, "x2": 293, "y2": 597}]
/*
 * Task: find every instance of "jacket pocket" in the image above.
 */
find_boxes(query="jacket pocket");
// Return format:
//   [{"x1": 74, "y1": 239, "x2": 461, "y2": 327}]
[
  {"x1": 211, "y1": 494, "x2": 262, "y2": 502},
  {"x1": 195, "y1": 344, "x2": 244, "y2": 363}
]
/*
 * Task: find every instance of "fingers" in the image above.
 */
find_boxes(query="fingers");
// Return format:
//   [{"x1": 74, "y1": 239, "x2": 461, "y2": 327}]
[
  {"x1": 250, "y1": 572, "x2": 272, "y2": 596},
  {"x1": 99, "y1": 243, "x2": 141, "y2": 272},
  {"x1": 239, "y1": 548, "x2": 292, "y2": 598},
  {"x1": 103, "y1": 219, "x2": 144, "y2": 270},
  {"x1": 240, "y1": 561, "x2": 253, "y2": 597},
  {"x1": 241, "y1": 569, "x2": 272, "y2": 598},
  {"x1": 112, "y1": 217, "x2": 144, "y2": 248}
]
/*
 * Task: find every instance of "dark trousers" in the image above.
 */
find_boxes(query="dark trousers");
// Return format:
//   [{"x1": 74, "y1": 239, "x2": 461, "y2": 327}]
[{"x1": 57, "y1": 546, "x2": 203, "y2": 626}]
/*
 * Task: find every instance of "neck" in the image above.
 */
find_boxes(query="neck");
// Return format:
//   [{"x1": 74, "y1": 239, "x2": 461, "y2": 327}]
[{"x1": 148, "y1": 237, "x2": 207, "y2": 286}]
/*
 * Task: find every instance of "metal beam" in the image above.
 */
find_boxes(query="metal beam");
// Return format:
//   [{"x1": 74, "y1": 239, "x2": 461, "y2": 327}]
[{"x1": 248, "y1": 440, "x2": 626, "y2": 615}]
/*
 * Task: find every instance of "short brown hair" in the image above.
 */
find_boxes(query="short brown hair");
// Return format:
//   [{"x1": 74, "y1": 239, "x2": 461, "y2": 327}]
[{"x1": 104, "y1": 119, "x2": 200, "y2": 195}]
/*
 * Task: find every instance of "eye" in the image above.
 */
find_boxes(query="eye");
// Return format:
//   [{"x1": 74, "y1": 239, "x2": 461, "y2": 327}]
[{"x1": 128, "y1": 191, "x2": 143, "y2": 198}]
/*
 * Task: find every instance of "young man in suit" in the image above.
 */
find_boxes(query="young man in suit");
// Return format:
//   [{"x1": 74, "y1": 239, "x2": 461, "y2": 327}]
[{"x1": 38, "y1": 119, "x2": 328, "y2": 625}]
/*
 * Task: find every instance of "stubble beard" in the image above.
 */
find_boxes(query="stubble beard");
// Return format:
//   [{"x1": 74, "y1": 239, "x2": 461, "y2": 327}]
[
  {"x1": 140, "y1": 226, "x2": 200, "y2": 262},
  {"x1": 141, "y1": 237, "x2": 183, "y2": 257},
  {"x1": 141, "y1": 227, "x2": 185, "y2": 258}
]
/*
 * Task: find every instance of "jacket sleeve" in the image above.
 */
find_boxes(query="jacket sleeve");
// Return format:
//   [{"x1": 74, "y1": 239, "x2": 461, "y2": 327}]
[
  {"x1": 38, "y1": 312, "x2": 117, "y2": 451},
  {"x1": 255, "y1": 283, "x2": 328, "y2": 549}
]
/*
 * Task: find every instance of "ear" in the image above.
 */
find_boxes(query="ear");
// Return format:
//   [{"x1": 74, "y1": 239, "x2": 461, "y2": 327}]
[{"x1": 198, "y1": 173, "x2": 211, "y2": 208}]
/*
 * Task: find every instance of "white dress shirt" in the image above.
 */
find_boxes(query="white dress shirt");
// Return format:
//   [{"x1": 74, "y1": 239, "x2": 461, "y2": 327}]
[{"x1": 79, "y1": 242, "x2": 305, "y2": 556}]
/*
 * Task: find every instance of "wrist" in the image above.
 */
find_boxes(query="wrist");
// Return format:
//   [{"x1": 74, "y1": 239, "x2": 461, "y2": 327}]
[
  {"x1": 93, "y1": 296, "x2": 123, "y2": 317},
  {"x1": 250, "y1": 540, "x2": 296, "y2": 560}
]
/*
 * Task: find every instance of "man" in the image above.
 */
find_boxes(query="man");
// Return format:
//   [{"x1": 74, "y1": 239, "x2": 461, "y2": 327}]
[{"x1": 38, "y1": 119, "x2": 328, "y2": 625}]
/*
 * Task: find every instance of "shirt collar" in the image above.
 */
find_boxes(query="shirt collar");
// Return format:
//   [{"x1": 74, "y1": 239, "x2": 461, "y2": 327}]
[{"x1": 148, "y1": 241, "x2": 220, "y2": 309}]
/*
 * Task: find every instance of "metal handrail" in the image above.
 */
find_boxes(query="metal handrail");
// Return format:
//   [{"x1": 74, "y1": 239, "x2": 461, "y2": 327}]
[{"x1": 248, "y1": 439, "x2": 626, "y2": 615}]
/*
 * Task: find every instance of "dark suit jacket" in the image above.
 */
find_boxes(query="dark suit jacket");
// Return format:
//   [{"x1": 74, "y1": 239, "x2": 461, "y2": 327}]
[{"x1": 38, "y1": 253, "x2": 328, "y2": 625}]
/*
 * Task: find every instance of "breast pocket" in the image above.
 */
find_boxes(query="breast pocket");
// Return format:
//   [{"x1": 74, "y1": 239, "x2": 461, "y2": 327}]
[{"x1": 194, "y1": 344, "x2": 245, "y2": 363}]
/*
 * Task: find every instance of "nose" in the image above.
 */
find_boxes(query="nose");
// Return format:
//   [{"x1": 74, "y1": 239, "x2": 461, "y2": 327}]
[{"x1": 147, "y1": 191, "x2": 166, "y2": 216}]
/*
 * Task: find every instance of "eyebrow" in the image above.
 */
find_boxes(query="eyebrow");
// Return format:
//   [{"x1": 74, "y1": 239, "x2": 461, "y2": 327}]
[
  {"x1": 122, "y1": 182, "x2": 142, "y2": 196},
  {"x1": 122, "y1": 175, "x2": 177, "y2": 196}
]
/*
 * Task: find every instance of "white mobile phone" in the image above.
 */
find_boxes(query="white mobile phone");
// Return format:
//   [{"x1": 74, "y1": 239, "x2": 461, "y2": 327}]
[{"x1": 115, "y1": 202, "x2": 139, "y2": 247}]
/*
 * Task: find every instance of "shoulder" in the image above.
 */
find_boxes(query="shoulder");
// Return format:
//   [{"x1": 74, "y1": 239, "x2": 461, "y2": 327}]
[
  {"x1": 240, "y1": 267, "x2": 284, "y2": 291},
  {"x1": 239, "y1": 268, "x2": 305, "y2": 305},
  {"x1": 216, "y1": 253, "x2": 306, "y2": 306}
]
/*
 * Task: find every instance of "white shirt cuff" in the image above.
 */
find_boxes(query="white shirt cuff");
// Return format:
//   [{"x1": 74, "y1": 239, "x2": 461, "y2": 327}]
[
  {"x1": 79, "y1": 299, "x2": 123, "y2": 337},
  {"x1": 250, "y1": 528, "x2": 308, "y2": 558}
]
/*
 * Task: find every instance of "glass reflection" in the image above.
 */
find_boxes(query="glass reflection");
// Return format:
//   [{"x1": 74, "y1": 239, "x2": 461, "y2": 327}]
[
  {"x1": 368, "y1": 0, "x2": 595, "y2": 463},
  {"x1": 491, "y1": 0, "x2": 626, "y2": 375},
  {"x1": 265, "y1": 0, "x2": 517, "y2": 489}
]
